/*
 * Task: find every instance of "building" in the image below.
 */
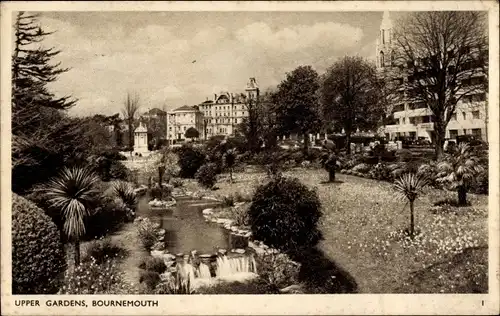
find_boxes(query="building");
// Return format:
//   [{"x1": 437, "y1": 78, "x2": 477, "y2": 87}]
[
  {"x1": 198, "y1": 77, "x2": 260, "y2": 139},
  {"x1": 166, "y1": 105, "x2": 204, "y2": 143},
  {"x1": 377, "y1": 11, "x2": 487, "y2": 142},
  {"x1": 134, "y1": 122, "x2": 149, "y2": 154}
]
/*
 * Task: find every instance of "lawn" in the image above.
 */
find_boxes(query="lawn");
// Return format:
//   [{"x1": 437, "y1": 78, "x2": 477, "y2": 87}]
[{"x1": 185, "y1": 167, "x2": 488, "y2": 293}]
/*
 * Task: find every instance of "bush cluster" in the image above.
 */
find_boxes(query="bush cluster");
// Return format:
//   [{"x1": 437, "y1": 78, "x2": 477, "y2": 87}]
[
  {"x1": 135, "y1": 217, "x2": 161, "y2": 251},
  {"x1": 195, "y1": 163, "x2": 219, "y2": 189},
  {"x1": 12, "y1": 194, "x2": 66, "y2": 294},
  {"x1": 83, "y1": 238, "x2": 127, "y2": 264},
  {"x1": 176, "y1": 145, "x2": 206, "y2": 178},
  {"x1": 249, "y1": 176, "x2": 323, "y2": 254}
]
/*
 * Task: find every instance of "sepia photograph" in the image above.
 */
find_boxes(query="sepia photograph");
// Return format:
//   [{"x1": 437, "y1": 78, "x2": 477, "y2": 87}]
[{"x1": 1, "y1": 1, "x2": 499, "y2": 315}]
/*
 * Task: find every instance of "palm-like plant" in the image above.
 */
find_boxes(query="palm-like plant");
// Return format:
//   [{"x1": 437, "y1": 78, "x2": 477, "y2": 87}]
[
  {"x1": 437, "y1": 143, "x2": 484, "y2": 206},
  {"x1": 393, "y1": 173, "x2": 428, "y2": 239},
  {"x1": 223, "y1": 149, "x2": 237, "y2": 183},
  {"x1": 111, "y1": 181, "x2": 137, "y2": 216},
  {"x1": 45, "y1": 166, "x2": 100, "y2": 266}
]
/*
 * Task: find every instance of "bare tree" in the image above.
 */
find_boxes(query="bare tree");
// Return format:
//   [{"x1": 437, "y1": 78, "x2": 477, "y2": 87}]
[
  {"x1": 121, "y1": 92, "x2": 141, "y2": 153},
  {"x1": 392, "y1": 11, "x2": 488, "y2": 159},
  {"x1": 320, "y1": 56, "x2": 385, "y2": 154}
]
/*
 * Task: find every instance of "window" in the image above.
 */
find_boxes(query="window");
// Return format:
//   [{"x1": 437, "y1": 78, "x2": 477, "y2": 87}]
[
  {"x1": 472, "y1": 128, "x2": 482, "y2": 137},
  {"x1": 451, "y1": 113, "x2": 457, "y2": 121},
  {"x1": 449, "y1": 130, "x2": 458, "y2": 139},
  {"x1": 462, "y1": 112, "x2": 466, "y2": 120},
  {"x1": 472, "y1": 111, "x2": 480, "y2": 119},
  {"x1": 463, "y1": 129, "x2": 467, "y2": 135},
  {"x1": 472, "y1": 93, "x2": 486, "y2": 102},
  {"x1": 382, "y1": 30, "x2": 385, "y2": 44},
  {"x1": 380, "y1": 51, "x2": 385, "y2": 67}
]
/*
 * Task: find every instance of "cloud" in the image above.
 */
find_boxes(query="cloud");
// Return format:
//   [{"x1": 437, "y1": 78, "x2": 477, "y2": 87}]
[{"x1": 33, "y1": 14, "x2": 371, "y2": 117}]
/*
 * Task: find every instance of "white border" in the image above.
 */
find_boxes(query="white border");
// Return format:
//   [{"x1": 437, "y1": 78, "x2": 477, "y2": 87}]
[{"x1": 1, "y1": 1, "x2": 499, "y2": 315}]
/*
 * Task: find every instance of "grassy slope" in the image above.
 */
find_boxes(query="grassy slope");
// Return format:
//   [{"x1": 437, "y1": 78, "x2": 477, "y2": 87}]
[{"x1": 185, "y1": 167, "x2": 488, "y2": 293}]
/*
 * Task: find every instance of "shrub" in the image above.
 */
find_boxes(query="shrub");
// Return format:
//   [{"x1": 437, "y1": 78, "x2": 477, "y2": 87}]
[
  {"x1": 256, "y1": 251, "x2": 301, "y2": 290},
  {"x1": 221, "y1": 194, "x2": 235, "y2": 207},
  {"x1": 195, "y1": 163, "x2": 218, "y2": 189},
  {"x1": 135, "y1": 217, "x2": 160, "y2": 251},
  {"x1": 150, "y1": 183, "x2": 172, "y2": 200},
  {"x1": 369, "y1": 163, "x2": 392, "y2": 181},
  {"x1": 352, "y1": 163, "x2": 371, "y2": 173},
  {"x1": 85, "y1": 194, "x2": 129, "y2": 240},
  {"x1": 171, "y1": 178, "x2": 184, "y2": 188},
  {"x1": 139, "y1": 256, "x2": 167, "y2": 274},
  {"x1": 59, "y1": 257, "x2": 125, "y2": 294},
  {"x1": 249, "y1": 176, "x2": 322, "y2": 253},
  {"x1": 83, "y1": 238, "x2": 127, "y2": 264},
  {"x1": 231, "y1": 205, "x2": 250, "y2": 227},
  {"x1": 395, "y1": 149, "x2": 413, "y2": 162},
  {"x1": 109, "y1": 161, "x2": 130, "y2": 180},
  {"x1": 111, "y1": 181, "x2": 137, "y2": 212},
  {"x1": 139, "y1": 270, "x2": 161, "y2": 291},
  {"x1": 12, "y1": 194, "x2": 66, "y2": 294},
  {"x1": 177, "y1": 145, "x2": 206, "y2": 178}
]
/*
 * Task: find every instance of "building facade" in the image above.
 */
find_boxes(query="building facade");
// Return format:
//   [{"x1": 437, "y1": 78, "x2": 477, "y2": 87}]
[
  {"x1": 166, "y1": 105, "x2": 204, "y2": 143},
  {"x1": 198, "y1": 77, "x2": 260, "y2": 139},
  {"x1": 377, "y1": 12, "x2": 487, "y2": 142}
]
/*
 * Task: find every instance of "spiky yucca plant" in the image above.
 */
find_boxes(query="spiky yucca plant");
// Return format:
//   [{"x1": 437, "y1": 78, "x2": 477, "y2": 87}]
[
  {"x1": 45, "y1": 166, "x2": 100, "y2": 266},
  {"x1": 111, "y1": 181, "x2": 137, "y2": 210},
  {"x1": 393, "y1": 173, "x2": 428, "y2": 239},
  {"x1": 437, "y1": 143, "x2": 484, "y2": 206}
]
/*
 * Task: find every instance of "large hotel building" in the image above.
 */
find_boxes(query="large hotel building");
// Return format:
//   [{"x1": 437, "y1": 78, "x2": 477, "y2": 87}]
[
  {"x1": 166, "y1": 78, "x2": 259, "y2": 142},
  {"x1": 377, "y1": 12, "x2": 487, "y2": 142}
]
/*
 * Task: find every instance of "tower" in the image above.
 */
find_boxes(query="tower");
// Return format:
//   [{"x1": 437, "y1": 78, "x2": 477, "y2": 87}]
[
  {"x1": 245, "y1": 77, "x2": 259, "y2": 101},
  {"x1": 376, "y1": 11, "x2": 394, "y2": 69},
  {"x1": 134, "y1": 122, "x2": 149, "y2": 154}
]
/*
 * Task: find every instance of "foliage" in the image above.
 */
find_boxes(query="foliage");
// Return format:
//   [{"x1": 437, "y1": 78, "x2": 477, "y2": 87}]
[
  {"x1": 44, "y1": 166, "x2": 100, "y2": 265},
  {"x1": 195, "y1": 163, "x2": 218, "y2": 189},
  {"x1": 12, "y1": 194, "x2": 66, "y2": 294},
  {"x1": 223, "y1": 148, "x2": 237, "y2": 182},
  {"x1": 185, "y1": 127, "x2": 200, "y2": 139},
  {"x1": 85, "y1": 194, "x2": 130, "y2": 240},
  {"x1": 135, "y1": 217, "x2": 160, "y2": 251},
  {"x1": 436, "y1": 143, "x2": 484, "y2": 205},
  {"x1": 138, "y1": 256, "x2": 167, "y2": 274},
  {"x1": 150, "y1": 183, "x2": 172, "y2": 201},
  {"x1": 320, "y1": 56, "x2": 385, "y2": 153},
  {"x1": 369, "y1": 163, "x2": 392, "y2": 181},
  {"x1": 272, "y1": 65, "x2": 321, "y2": 155},
  {"x1": 139, "y1": 270, "x2": 162, "y2": 291},
  {"x1": 392, "y1": 11, "x2": 487, "y2": 159},
  {"x1": 109, "y1": 161, "x2": 130, "y2": 180},
  {"x1": 83, "y1": 238, "x2": 128, "y2": 264},
  {"x1": 231, "y1": 205, "x2": 250, "y2": 227},
  {"x1": 393, "y1": 173, "x2": 428, "y2": 238},
  {"x1": 352, "y1": 163, "x2": 371, "y2": 173},
  {"x1": 59, "y1": 257, "x2": 126, "y2": 294},
  {"x1": 154, "y1": 274, "x2": 195, "y2": 294},
  {"x1": 171, "y1": 178, "x2": 184, "y2": 188},
  {"x1": 255, "y1": 251, "x2": 301, "y2": 290},
  {"x1": 177, "y1": 144, "x2": 206, "y2": 178},
  {"x1": 249, "y1": 176, "x2": 323, "y2": 253},
  {"x1": 110, "y1": 181, "x2": 137, "y2": 212}
]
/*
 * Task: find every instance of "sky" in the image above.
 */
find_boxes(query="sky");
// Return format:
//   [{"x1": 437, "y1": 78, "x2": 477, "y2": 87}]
[{"x1": 28, "y1": 11, "x2": 401, "y2": 117}]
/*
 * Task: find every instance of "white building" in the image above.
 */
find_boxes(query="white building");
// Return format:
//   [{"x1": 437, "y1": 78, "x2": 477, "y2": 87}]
[
  {"x1": 134, "y1": 122, "x2": 149, "y2": 154},
  {"x1": 377, "y1": 11, "x2": 487, "y2": 142},
  {"x1": 166, "y1": 105, "x2": 204, "y2": 143},
  {"x1": 198, "y1": 77, "x2": 260, "y2": 139}
]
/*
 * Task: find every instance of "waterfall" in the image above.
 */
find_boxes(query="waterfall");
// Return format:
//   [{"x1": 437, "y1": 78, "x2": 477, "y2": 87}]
[
  {"x1": 198, "y1": 262, "x2": 212, "y2": 279},
  {"x1": 215, "y1": 255, "x2": 257, "y2": 278}
]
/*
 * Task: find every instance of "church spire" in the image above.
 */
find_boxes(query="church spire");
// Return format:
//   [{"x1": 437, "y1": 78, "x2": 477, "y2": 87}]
[{"x1": 381, "y1": 11, "x2": 392, "y2": 30}]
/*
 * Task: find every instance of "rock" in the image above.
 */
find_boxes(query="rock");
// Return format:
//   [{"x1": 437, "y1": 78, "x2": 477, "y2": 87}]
[
  {"x1": 234, "y1": 248, "x2": 245, "y2": 254},
  {"x1": 202, "y1": 208, "x2": 213, "y2": 215},
  {"x1": 151, "y1": 242, "x2": 165, "y2": 251},
  {"x1": 280, "y1": 284, "x2": 304, "y2": 294},
  {"x1": 238, "y1": 229, "x2": 248, "y2": 235},
  {"x1": 164, "y1": 253, "x2": 176, "y2": 261},
  {"x1": 261, "y1": 244, "x2": 269, "y2": 250},
  {"x1": 157, "y1": 228, "x2": 166, "y2": 236},
  {"x1": 151, "y1": 250, "x2": 165, "y2": 258},
  {"x1": 217, "y1": 249, "x2": 227, "y2": 255},
  {"x1": 158, "y1": 236, "x2": 164, "y2": 241},
  {"x1": 244, "y1": 232, "x2": 252, "y2": 238}
]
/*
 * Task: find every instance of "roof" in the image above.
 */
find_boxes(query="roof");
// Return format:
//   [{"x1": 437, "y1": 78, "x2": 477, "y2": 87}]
[
  {"x1": 173, "y1": 105, "x2": 197, "y2": 112},
  {"x1": 134, "y1": 122, "x2": 147, "y2": 133},
  {"x1": 146, "y1": 108, "x2": 167, "y2": 116}
]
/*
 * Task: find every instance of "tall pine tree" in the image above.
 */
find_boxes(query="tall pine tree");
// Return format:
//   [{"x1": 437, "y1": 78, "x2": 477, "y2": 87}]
[{"x1": 12, "y1": 11, "x2": 75, "y2": 134}]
